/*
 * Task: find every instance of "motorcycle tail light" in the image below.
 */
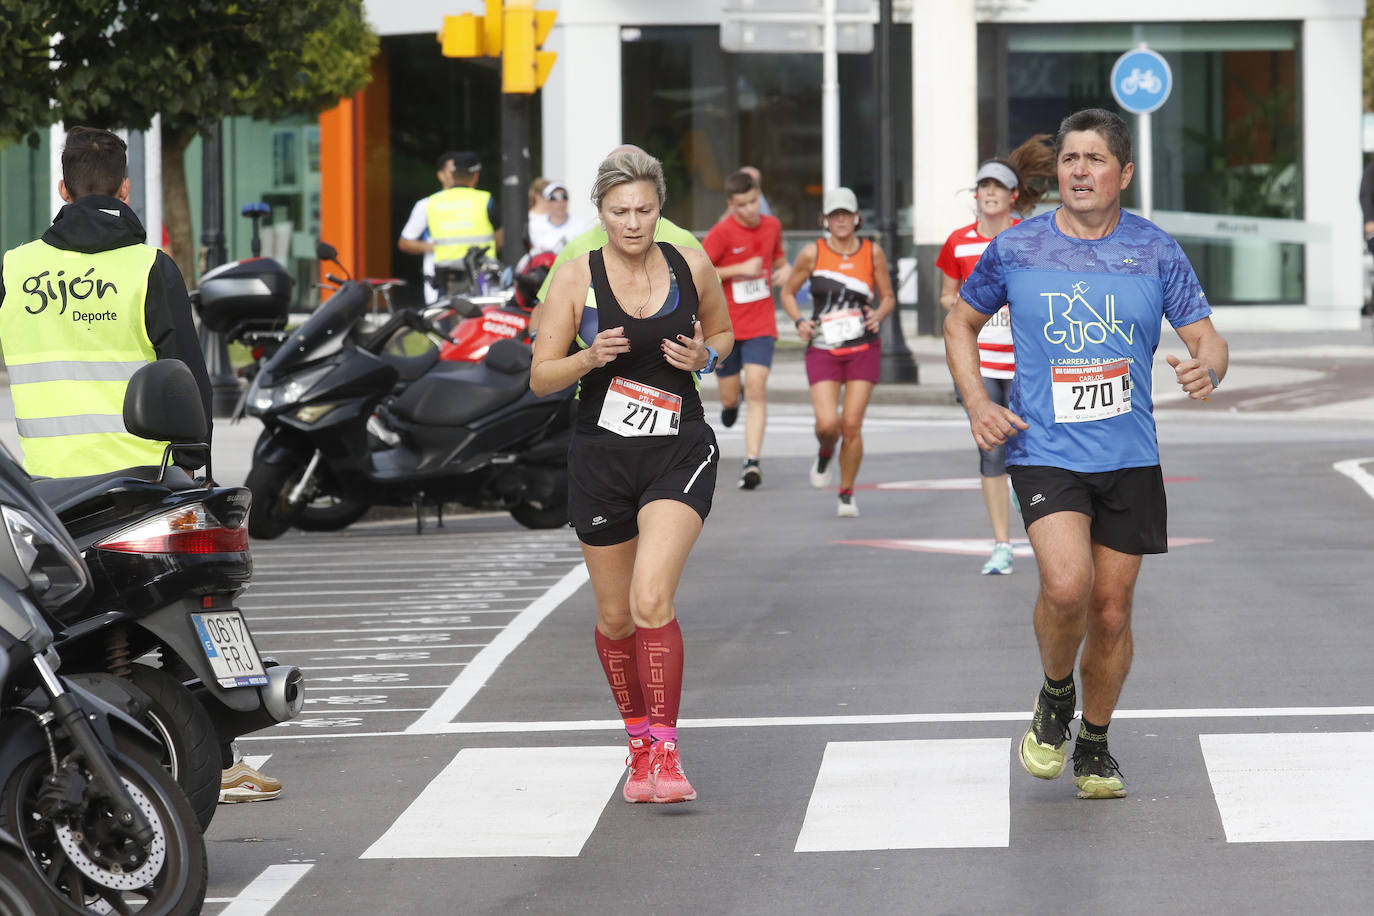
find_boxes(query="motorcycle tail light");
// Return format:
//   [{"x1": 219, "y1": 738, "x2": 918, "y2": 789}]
[{"x1": 96, "y1": 504, "x2": 249, "y2": 555}]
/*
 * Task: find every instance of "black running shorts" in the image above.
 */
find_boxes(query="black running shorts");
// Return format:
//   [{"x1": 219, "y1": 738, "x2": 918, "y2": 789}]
[
  {"x1": 1008, "y1": 464, "x2": 1168, "y2": 555},
  {"x1": 567, "y1": 422, "x2": 719, "y2": 546}
]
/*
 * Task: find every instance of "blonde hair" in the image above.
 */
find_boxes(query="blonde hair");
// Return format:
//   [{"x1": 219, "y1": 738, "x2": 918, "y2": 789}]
[
  {"x1": 590, "y1": 150, "x2": 667, "y2": 211},
  {"x1": 528, "y1": 177, "x2": 549, "y2": 210}
]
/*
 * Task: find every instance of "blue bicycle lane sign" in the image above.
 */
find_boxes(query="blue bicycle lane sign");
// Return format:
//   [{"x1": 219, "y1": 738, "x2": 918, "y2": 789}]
[{"x1": 1111, "y1": 47, "x2": 1172, "y2": 115}]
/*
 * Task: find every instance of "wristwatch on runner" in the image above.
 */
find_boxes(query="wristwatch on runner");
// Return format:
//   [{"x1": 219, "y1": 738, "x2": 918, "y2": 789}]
[
  {"x1": 701, "y1": 345, "x2": 719, "y2": 374},
  {"x1": 1207, "y1": 367, "x2": 1220, "y2": 389}
]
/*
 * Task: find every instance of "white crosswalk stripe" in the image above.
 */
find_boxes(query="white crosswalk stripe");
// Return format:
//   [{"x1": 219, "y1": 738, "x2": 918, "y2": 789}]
[
  {"x1": 360, "y1": 746, "x2": 627, "y2": 858},
  {"x1": 795, "y1": 739, "x2": 1010, "y2": 851},
  {"x1": 1201, "y1": 732, "x2": 1374, "y2": 843},
  {"x1": 355, "y1": 733, "x2": 1374, "y2": 861}
]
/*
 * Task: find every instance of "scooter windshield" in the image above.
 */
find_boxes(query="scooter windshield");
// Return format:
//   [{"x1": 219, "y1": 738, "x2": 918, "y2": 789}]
[{"x1": 263, "y1": 282, "x2": 371, "y2": 373}]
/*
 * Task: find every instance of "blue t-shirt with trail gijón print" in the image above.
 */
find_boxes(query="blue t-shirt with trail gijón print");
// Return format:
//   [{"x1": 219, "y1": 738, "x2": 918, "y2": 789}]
[{"x1": 959, "y1": 209, "x2": 1211, "y2": 473}]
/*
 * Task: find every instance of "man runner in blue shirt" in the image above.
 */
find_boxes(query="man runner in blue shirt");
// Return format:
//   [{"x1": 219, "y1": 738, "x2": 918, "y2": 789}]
[{"x1": 944, "y1": 108, "x2": 1229, "y2": 799}]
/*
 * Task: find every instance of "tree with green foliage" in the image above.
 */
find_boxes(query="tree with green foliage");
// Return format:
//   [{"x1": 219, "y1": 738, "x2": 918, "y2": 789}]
[
  {"x1": 1365, "y1": 0, "x2": 1374, "y2": 111},
  {"x1": 0, "y1": 0, "x2": 378, "y2": 283}
]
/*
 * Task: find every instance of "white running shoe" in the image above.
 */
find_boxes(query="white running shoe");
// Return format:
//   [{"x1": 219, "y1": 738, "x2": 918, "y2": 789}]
[
  {"x1": 981, "y1": 542, "x2": 1014, "y2": 575},
  {"x1": 809, "y1": 454, "x2": 832, "y2": 489},
  {"x1": 837, "y1": 492, "x2": 859, "y2": 518}
]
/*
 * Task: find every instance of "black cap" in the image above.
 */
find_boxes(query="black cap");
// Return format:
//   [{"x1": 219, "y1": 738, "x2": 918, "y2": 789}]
[{"x1": 447, "y1": 151, "x2": 482, "y2": 174}]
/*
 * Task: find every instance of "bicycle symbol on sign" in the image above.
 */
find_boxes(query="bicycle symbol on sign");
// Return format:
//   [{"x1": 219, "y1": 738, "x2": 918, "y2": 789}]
[{"x1": 1119, "y1": 67, "x2": 1162, "y2": 95}]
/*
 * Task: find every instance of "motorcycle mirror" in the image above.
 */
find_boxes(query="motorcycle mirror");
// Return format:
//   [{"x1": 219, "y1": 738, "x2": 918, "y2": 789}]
[{"x1": 315, "y1": 241, "x2": 338, "y2": 262}]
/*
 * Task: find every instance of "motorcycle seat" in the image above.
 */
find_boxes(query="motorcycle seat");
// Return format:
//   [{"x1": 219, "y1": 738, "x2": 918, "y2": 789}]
[
  {"x1": 389, "y1": 347, "x2": 530, "y2": 427},
  {"x1": 378, "y1": 347, "x2": 441, "y2": 383},
  {"x1": 32, "y1": 466, "x2": 200, "y2": 515}
]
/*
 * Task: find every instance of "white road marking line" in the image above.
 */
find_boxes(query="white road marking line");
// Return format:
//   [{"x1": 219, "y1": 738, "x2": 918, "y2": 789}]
[
  {"x1": 405, "y1": 564, "x2": 590, "y2": 734},
  {"x1": 242, "y1": 755, "x2": 271, "y2": 771},
  {"x1": 1201, "y1": 732, "x2": 1374, "y2": 842},
  {"x1": 1333, "y1": 457, "x2": 1374, "y2": 503},
  {"x1": 239, "y1": 609, "x2": 516, "y2": 623},
  {"x1": 252, "y1": 546, "x2": 580, "y2": 562},
  {"x1": 245, "y1": 586, "x2": 549, "y2": 598},
  {"x1": 242, "y1": 600, "x2": 525, "y2": 611},
  {"x1": 242, "y1": 610, "x2": 519, "y2": 620},
  {"x1": 301, "y1": 708, "x2": 429, "y2": 713},
  {"x1": 795, "y1": 739, "x2": 1009, "y2": 851},
  {"x1": 360, "y1": 746, "x2": 625, "y2": 859},
  {"x1": 240, "y1": 705, "x2": 1374, "y2": 741},
  {"x1": 253, "y1": 626, "x2": 504, "y2": 636},
  {"x1": 263, "y1": 645, "x2": 485, "y2": 653},
  {"x1": 217, "y1": 863, "x2": 313, "y2": 916},
  {"x1": 300, "y1": 663, "x2": 469, "y2": 670},
  {"x1": 296, "y1": 685, "x2": 454, "y2": 690}
]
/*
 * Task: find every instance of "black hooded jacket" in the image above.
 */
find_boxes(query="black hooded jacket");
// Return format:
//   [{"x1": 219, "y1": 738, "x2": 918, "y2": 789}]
[{"x1": 0, "y1": 195, "x2": 214, "y2": 438}]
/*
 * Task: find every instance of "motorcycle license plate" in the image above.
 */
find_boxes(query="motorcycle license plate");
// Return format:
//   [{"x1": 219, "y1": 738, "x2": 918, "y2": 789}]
[{"x1": 191, "y1": 612, "x2": 270, "y2": 688}]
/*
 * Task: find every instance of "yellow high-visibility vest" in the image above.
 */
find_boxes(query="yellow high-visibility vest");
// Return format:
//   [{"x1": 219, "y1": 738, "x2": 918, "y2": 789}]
[
  {"x1": 425, "y1": 187, "x2": 496, "y2": 265},
  {"x1": 1, "y1": 239, "x2": 167, "y2": 477}
]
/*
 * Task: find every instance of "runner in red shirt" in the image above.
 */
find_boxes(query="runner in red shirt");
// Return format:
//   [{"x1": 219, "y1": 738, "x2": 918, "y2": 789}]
[
  {"x1": 702, "y1": 169, "x2": 789, "y2": 490},
  {"x1": 937, "y1": 134, "x2": 1053, "y2": 574}
]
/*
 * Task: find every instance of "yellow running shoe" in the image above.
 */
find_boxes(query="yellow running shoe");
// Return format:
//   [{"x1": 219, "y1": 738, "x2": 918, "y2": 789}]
[
  {"x1": 1018, "y1": 690, "x2": 1074, "y2": 779},
  {"x1": 1072, "y1": 744, "x2": 1127, "y2": 799}
]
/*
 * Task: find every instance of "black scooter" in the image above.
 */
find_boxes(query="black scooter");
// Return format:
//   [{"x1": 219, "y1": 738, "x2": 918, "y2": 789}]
[
  {"x1": 241, "y1": 245, "x2": 574, "y2": 539},
  {"x1": 0, "y1": 414, "x2": 207, "y2": 914},
  {"x1": 29, "y1": 361, "x2": 305, "y2": 830}
]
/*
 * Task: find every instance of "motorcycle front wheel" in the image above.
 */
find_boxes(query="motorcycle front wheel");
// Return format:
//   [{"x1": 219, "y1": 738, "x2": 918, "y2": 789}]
[
  {"x1": 245, "y1": 458, "x2": 307, "y2": 539},
  {"x1": 1, "y1": 737, "x2": 208, "y2": 916},
  {"x1": 295, "y1": 494, "x2": 369, "y2": 532},
  {"x1": 0, "y1": 842, "x2": 58, "y2": 916}
]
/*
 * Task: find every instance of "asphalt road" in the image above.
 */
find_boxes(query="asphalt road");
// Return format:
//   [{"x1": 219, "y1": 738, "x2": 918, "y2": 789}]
[
  {"x1": 196, "y1": 357, "x2": 1373, "y2": 915},
  {"x1": 1, "y1": 331, "x2": 1372, "y2": 914}
]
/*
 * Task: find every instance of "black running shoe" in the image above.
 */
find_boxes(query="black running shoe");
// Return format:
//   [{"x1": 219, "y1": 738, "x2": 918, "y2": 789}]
[
  {"x1": 739, "y1": 460, "x2": 762, "y2": 490},
  {"x1": 1072, "y1": 742, "x2": 1126, "y2": 798},
  {"x1": 721, "y1": 406, "x2": 739, "y2": 428}
]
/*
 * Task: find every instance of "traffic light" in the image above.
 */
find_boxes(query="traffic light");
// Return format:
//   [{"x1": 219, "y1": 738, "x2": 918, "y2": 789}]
[
  {"x1": 483, "y1": 0, "x2": 503, "y2": 59},
  {"x1": 438, "y1": 13, "x2": 485, "y2": 57},
  {"x1": 501, "y1": 1, "x2": 557, "y2": 94}
]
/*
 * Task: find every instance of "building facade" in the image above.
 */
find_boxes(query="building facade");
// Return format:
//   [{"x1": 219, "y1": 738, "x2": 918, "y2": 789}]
[{"x1": 2, "y1": 1, "x2": 1363, "y2": 329}]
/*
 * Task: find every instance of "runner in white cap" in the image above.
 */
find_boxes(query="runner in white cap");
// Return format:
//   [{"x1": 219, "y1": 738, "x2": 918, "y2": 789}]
[{"x1": 937, "y1": 135, "x2": 1054, "y2": 574}]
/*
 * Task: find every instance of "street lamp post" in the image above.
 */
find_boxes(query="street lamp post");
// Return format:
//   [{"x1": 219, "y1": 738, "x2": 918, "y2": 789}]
[
  {"x1": 875, "y1": 0, "x2": 917, "y2": 382},
  {"x1": 200, "y1": 122, "x2": 239, "y2": 418}
]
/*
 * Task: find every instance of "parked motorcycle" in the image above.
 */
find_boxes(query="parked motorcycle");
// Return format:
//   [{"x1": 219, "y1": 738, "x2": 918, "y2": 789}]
[
  {"x1": 0, "y1": 422, "x2": 207, "y2": 914},
  {"x1": 241, "y1": 246, "x2": 574, "y2": 539},
  {"x1": 29, "y1": 360, "x2": 305, "y2": 830},
  {"x1": 426, "y1": 250, "x2": 553, "y2": 363}
]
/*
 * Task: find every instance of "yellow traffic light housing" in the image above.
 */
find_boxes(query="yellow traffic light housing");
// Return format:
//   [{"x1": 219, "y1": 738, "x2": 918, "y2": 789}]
[
  {"x1": 438, "y1": 13, "x2": 485, "y2": 57},
  {"x1": 501, "y1": 1, "x2": 557, "y2": 94},
  {"x1": 484, "y1": 0, "x2": 503, "y2": 59},
  {"x1": 439, "y1": 3, "x2": 556, "y2": 89}
]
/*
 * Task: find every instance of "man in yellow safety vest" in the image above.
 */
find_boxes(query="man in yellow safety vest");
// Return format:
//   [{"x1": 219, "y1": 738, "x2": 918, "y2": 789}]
[
  {"x1": 0, "y1": 126, "x2": 212, "y2": 479},
  {"x1": 397, "y1": 150, "x2": 502, "y2": 302}
]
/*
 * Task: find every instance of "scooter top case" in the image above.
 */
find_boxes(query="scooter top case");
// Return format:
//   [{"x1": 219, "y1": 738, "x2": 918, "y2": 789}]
[{"x1": 196, "y1": 256, "x2": 294, "y2": 339}]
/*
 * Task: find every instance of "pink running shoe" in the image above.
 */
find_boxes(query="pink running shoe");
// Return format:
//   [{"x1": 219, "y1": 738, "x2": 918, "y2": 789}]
[
  {"x1": 623, "y1": 736, "x2": 654, "y2": 803},
  {"x1": 649, "y1": 740, "x2": 697, "y2": 803}
]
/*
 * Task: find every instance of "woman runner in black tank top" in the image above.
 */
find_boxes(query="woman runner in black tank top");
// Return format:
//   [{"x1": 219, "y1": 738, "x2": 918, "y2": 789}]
[
  {"x1": 577, "y1": 241, "x2": 706, "y2": 438},
  {"x1": 531, "y1": 149, "x2": 732, "y2": 805}
]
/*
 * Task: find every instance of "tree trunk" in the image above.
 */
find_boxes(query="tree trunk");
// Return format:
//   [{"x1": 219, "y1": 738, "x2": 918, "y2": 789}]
[{"x1": 160, "y1": 124, "x2": 197, "y2": 288}]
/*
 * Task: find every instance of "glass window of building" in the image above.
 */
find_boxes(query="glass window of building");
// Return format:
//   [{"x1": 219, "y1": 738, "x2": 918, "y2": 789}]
[
  {"x1": 621, "y1": 24, "x2": 913, "y2": 272},
  {"x1": 978, "y1": 22, "x2": 1302, "y2": 305}
]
